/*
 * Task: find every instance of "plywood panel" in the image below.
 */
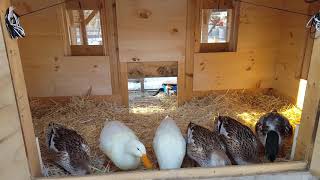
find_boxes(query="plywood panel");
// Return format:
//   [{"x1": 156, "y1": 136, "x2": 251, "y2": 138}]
[
  {"x1": 192, "y1": 1, "x2": 282, "y2": 91},
  {"x1": 193, "y1": 50, "x2": 276, "y2": 91},
  {"x1": 272, "y1": 1, "x2": 319, "y2": 100},
  {"x1": 22, "y1": 56, "x2": 112, "y2": 97},
  {"x1": 116, "y1": 0, "x2": 187, "y2": 62},
  {"x1": 12, "y1": 0, "x2": 114, "y2": 98}
]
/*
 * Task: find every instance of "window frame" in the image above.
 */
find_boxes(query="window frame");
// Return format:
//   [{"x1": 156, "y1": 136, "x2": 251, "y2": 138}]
[
  {"x1": 195, "y1": 0, "x2": 240, "y2": 53},
  {"x1": 61, "y1": 0, "x2": 108, "y2": 56}
]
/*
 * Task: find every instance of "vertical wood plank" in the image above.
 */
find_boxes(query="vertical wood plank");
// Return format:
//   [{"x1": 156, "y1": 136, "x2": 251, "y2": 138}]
[
  {"x1": 307, "y1": 33, "x2": 320, "y2": 175},
  {"x1": 0, "y1": 1, "x2": 33, "y2": 179},
  {"x1": 184, "y1": 0, "x2": 196, "y2": 103},
  {"x1": 295, "y1": 32, "x2": 320, "y2": 162},
  {"x1": 0, "y1": 0, "x2": 41, "y2": 177},
  {"x1": 120, "y1": 62, "x2": 128, "y2": 107},
  {"x1": 104, "y1": 0, "x2": 120, "y2": 95},
  {"x1": 79, "y1": 10, "x2": 88, "y2": 45},
  {"x1": 310, "y1": 115, "x2": 320, "y2": 176},
  {"x1": 194, "y1": 0, "x2": 201, "y2": 53}
]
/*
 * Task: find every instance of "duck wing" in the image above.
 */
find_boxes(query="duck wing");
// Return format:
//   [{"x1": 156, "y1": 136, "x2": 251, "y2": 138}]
[
  {"x1": 46, "y1": 123, "x2": 90, "y2": 155},
  {"x1": 188, "y1": 124, "x2": 226, "y2": 154},
  {"x1": 217, "y1": 116, "x2": 259, "y2": 164}
]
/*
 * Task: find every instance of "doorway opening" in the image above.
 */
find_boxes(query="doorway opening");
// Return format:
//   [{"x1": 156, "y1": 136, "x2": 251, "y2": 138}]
[{"x1": 128, "y1": 77, "x2": 177, "y2": 113}]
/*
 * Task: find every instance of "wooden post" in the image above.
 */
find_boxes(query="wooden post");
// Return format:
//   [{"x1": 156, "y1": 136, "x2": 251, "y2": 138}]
[
  {"x1": 0, "y1": 1, "x2": 37, "y2": 179},
  {"x1": 140, "y1": 78, "x2": 145, "y2": 93},
  {"x1": 308, "y1": 33, "x2": 320, "y2": 175},
  {"x1": 103, "y1": 0, "x2": 121, "y2": 96},
  {"x1": 310, "y1": 116, "x2": 320, "y2": 176},
  {"x1": 0, "y1": 0, "x2": 41, "y2": 177},
  {"x1": 294, "y1": 31, "x2": 320, "y2": 162},
  {"x1": 120, "y1": 62, "x2": 129, "y2": 107},
  {"x1": 178, "y1": 0, "x2": 196, "y2": 106},
  {"x1": 79, "y1": 10, "x2": 88, "y2": 45}
]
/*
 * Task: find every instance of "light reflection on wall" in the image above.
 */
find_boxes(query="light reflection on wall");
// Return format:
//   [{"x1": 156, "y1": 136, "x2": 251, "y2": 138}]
[{"x1": 296, "y1": 79, "x2": 307, "y2": 110}]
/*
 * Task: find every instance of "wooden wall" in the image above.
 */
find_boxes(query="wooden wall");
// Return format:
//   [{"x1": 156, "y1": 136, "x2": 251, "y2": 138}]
[
  {"x1": 13, "y1": 0, "x2": 113, "y2": 97},
  {"x1": 193, "y1": 1, "x2": 283, "y2": 91},
  {"x1": 14, "y1": 0, "x2": 314, "y2": 102},
  {"x1": 272, "y1": 1, "x2": 310, "y2": 100},
  {"x1": 116, "y1": 0, "x2": 187, "y2": 63}
]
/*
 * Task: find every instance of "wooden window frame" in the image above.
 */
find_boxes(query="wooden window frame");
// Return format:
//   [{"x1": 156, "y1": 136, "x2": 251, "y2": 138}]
[
  {"x1": 61, "y1": 0, "x2": 109, "y2": 56},
  {"x1": 195, "y1": 0, "x2": 240, "y2": 53}
]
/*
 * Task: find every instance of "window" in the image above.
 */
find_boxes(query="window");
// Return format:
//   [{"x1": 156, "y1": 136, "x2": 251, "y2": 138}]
[
  {"x1": 201, "y1": 10, "x2": 230, "y2": 43},
  {"x1": 64, "y1": 0, "x2": 106, "y2": 56},
  {"x1": 196, "y1": 0, "x2": 239, "y2": 53},
  {"x1": 67, "y1": 10, "x2": 103, "y2": 45}
]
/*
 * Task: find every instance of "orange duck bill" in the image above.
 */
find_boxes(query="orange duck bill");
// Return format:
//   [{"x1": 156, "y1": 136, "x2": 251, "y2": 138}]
[{"x1": 140, "y1": 154, "x2": 153, "y2": 169}]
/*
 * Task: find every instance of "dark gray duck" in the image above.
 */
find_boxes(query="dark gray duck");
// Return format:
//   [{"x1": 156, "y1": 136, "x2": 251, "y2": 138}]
[
  {"x1": 215, "y1": 116, "x2": 260, "y2": 165},
  {"x1": 186, "y1": 122, "x2": 231, "y2": 167},
  {"x1": 46, "y1": 122, "x2": 91, "y2": 175},
  {"x1": 255, "y1": 110, "x2": 293, "y2": 162}
]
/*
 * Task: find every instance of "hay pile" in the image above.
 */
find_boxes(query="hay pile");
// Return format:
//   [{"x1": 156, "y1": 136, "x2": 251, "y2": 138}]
[{"x1": 30, "y1": 90, "x2": 301, "y2": 177}]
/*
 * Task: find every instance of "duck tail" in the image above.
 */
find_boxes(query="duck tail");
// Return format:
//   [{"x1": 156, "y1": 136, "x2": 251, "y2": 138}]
[
  {"x1": 46, "y1": 122, "x2": 56, "y2": 148},
  {"x1": 215, "y1": 116, "x2": 226, "y2": 133},
  {"x1": 188, "y1": 122, "x2": 197, "y2": 129},
  {"x1": 265, "y1": 130, "x2": 279, "y2": 162}
]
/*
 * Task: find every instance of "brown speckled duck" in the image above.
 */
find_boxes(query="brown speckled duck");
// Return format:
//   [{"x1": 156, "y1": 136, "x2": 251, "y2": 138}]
[
  {"x1": 46, "y1": 122, "x2": 91, "y2": 175},
  {"x1": 215, "y1": 116, "x2": 260, "y2": 165},
  {"x1": 255, "y1": 110, "x2": 293, "y2": 162},
  {"x1": 186, "y1": 122, "x2": 231, "y2": 167}
]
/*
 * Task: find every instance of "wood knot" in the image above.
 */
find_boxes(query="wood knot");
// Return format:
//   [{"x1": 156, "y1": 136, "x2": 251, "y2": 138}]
[
  {"x1": 171, "y1": 28, "x2": 179, "y2": 33},
  {"x1": 132, "y1": 57, "x2": 140, "y2": 62},
  {"x1": 138, "y1": 9, "x2": 152, "y2": 19}
]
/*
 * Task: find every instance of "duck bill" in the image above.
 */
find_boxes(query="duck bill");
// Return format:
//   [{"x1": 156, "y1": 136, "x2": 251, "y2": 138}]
[{"x1": 140, "y1": 154, "x2": 153, "y2": 169}]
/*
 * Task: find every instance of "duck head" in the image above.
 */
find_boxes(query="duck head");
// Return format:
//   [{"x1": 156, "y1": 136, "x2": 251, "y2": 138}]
[
  {"x1": 126, "y1": 139, "x2": 153, "y2": 169},
  {"x1": 265, "y1": 130, "x2": 279, "y2": 162}
]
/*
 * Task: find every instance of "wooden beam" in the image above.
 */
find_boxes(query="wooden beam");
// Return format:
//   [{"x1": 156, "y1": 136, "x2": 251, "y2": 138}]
[
  {"x1": 140, "y1": 78, "x2": 145, "y2": 93},
  {"x1": 296, "y1": 3, "x2": 320, "y2": 80},
  {"x1": 66, "y1": 0, "x2": 101, "y2": 10},
  {"x1": 194, "y1": 0, "x2": 201, "y2": 53},
  {"x1": 0, "y1": 0, "x2": 41, "y2": 177},
  {"x1": 127, "y1": 62, "x2": 178, "y2": 79},
  {"x1": 120, "y1": 62, "x2": 128, "y2": 107},
  {"x1": 103, "y1": 0, "x2": 121, "y2": 95},
  {"x1": 35, "y1": 161, "x2": 307, "y2": 180},
  {"x1": 84, "y1": 10, "x2": 98, "y2": 25},
  {"x1": 294, "y1": 31, "x2": 320, "y2": 161},
  {"x1": 79, "y1": 10, "x2": 88, "y2": 45},
  {"x1": 70, "y1": 45, "x2": 104, "y2": 56},
  {"x1": 310, "y1": 115, "x2": 320, "y2": 176},
  {"x1": 307, "y1": 33, "x2": 320, "y2": 175},
  {"x1": 184, "y1": 0, "x2": 196, "y2": 103}
]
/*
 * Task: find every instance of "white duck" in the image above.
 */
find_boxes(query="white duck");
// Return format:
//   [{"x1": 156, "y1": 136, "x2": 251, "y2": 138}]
[
  {"x1": 99, "y1": 120, "x2": 153, "y2": 170},
  {"x1": 153, "y1": 116, "x2": 186, "y2": 170}
]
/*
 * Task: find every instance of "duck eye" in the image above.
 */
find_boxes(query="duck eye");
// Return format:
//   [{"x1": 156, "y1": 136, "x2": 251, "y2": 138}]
[{"x1": 137, "y1": 148, "x2": 140, "y2": 151}]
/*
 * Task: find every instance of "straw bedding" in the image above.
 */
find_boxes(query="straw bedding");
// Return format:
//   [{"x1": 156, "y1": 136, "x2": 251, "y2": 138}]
[{"x1": 30, "y1": 90, "x2": 301, "y2": 177}]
